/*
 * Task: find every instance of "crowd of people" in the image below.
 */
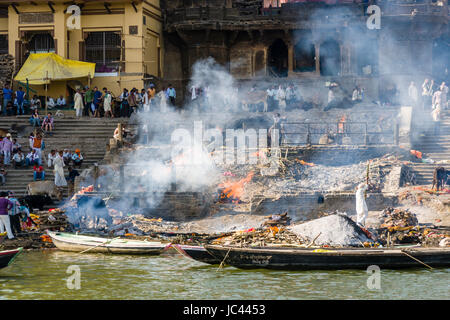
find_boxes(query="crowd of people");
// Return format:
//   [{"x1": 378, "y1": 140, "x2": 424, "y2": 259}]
[
  {"x1": 0, "y1": 190, "x2": 33, "y2": 240},
  {"x1": 0, "y1": 130, "x2": 83, "y2": 194},
  {"x1": 1, "y1": 84, "x2": 59, "y2": 116},
  {"x1": 73, "y1": 84, "x2": 177, "y2": 118}
]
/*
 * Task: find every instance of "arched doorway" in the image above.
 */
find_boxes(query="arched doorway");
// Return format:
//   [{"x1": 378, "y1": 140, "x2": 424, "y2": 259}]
[
  {"x1": 294, "y1": 39, "x2": 316, "y2": 72},
  {"x1": 268, "y1": 39, "x2": 288, "y2": 77},
  {"x1": 320, "y1": 39, "x2": 341, "y2": 76}
]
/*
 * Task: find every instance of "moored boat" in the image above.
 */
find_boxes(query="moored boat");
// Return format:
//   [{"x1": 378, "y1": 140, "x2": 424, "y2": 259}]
[
  {"x1": 204, "y1": 245, "x2": 450, "y2": 270},
  {"x1": 0, "y1": 248, "x2": 23, "y2": 270},
  {"x1": 171, "y1": 244, "x2": 221, "y2": 264},
  {"x1": 47, "y1": 231, "x2": 170, "y2": 255}
]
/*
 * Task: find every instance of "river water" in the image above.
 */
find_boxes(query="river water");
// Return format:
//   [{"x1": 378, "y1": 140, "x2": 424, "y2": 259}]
[{"x1": 0, "y1": 250, "x2": 448, "y2": 300}]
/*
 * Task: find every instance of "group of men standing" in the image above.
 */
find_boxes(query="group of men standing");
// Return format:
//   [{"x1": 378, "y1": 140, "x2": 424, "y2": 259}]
[
  {"x1": 266, "y1": 84, "x2": 302, "y2": 112},
  {"x1": 74, "y1": 84, "x2": 176, "y2": 118},
  {"x1": 409, "y1": 79, "x2": 448, "y2": 135}
]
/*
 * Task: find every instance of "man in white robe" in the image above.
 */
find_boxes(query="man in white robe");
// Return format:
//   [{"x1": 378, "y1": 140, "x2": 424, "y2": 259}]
[
  {"x1": 54, "y1": 151, "x2": 67, "y2": 188},
  {"x1": 74, "y1": 89, "x2": 83, "y2": 118},
  {"x1": 356, "y1": 183, "x2": 368, "y2": 227}
]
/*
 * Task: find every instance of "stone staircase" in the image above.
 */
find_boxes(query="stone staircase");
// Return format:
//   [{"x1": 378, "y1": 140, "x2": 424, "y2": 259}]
[
  {"x1": 0, "y1": 115, "x2": 126, "y2": 197},
  {"x1": 411, "y1": 110, "x2": 450, "y2": 186}
]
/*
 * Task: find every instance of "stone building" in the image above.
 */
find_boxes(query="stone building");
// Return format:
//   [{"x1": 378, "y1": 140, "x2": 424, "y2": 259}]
[
  {"x1": 0, "y1": 0, "x2": 163, "y2": 97},
  {"x1": 162, "y1": 0, "x2": 449, "y2": 104}
]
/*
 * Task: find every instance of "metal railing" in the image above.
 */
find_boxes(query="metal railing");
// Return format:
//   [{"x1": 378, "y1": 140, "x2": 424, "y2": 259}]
[{"x1": 282, "y1": 121, "x2": 399, "y2": 146}]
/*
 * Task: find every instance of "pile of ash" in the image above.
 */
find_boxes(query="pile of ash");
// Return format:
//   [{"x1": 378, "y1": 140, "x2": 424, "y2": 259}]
[
  {"x1": 265, "y1": 162, "x2": 367, "y2": 193},
  {"x1": 216, "y1": 154, "x2": 409, "y2": 203},
  {"x1": 288, "y1": 213, "x2": 374, "y2": 247}
]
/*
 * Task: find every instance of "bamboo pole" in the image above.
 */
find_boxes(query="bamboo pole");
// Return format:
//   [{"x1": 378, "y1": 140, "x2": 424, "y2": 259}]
[
  {"x1": 401, "y1": 250, "x2": 434, "y2": 270},
  {"x1": 44, "y1": 71, "x2": 48, "y2": 114}
]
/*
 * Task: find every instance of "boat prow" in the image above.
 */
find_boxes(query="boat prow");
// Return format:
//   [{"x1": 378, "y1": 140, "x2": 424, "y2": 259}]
[
  {"x1": 47, "y1": 231, "x2": 170, "y2": 255},
  {"x1": 0, "y1": 248, "x2": 23, "y2": 270},
  {"x1": 171, "y1": 244, "x2": 221, "y2": 265}
]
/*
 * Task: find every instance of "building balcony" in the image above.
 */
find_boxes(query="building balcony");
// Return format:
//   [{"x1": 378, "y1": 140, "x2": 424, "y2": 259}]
[
  {"x1": 164, "y1": 0, "x2": 448, "y2": 30},
  {"x1": 165, "y1": 2, "x2": 365, "y2": 30}
]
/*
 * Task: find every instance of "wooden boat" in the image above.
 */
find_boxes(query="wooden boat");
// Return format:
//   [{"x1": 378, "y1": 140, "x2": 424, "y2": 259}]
[
  {"x1": 47, "y1": 231, "x2": 170, "y2": 255},
  {"x1": 204, "y1": 245, "x2": 450, "y2": 270},
  {"x1": 171, "y1": 244, "x2": 221, "y2": 264},
  {"x1": 0, "y1": 248, "x2": 23, "y2": 270}
]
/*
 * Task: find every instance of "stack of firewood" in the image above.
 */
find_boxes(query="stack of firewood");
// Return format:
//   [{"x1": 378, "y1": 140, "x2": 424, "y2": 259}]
[
  {"x1": 0, "y1": 54, "x2": 15, "y2": 88},
  {"x1": 35, "y1": 208, "x2": 71, "y2": 231},
  {"x1": 212, "y1": 227, "x2": 306, "y2": 248}
]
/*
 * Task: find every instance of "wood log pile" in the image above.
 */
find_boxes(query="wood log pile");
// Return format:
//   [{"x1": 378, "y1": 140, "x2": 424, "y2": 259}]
[
  {"x1": 34, "y1": 208, "x2": 72, "y2": 232},
  {"x1": 376, "y1": 207, "x2": 449, "y2": 246},
  {"x1": 0, "y1": 54, "x2": 15, "y2": 87},
  {"x1": 379, "y1": 207, "x2": 418, "y2": 229},
  {"x1": 212, "y1": 227, "x2": 307, "y2": 247}
]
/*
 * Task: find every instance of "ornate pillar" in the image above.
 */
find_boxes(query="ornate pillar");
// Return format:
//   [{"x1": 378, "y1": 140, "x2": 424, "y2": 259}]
[
  {"x1": 314, "y1": 43, "x2": 320, "y2": 75},
  {"x1": 288, "y1": 43, "x2": 294, "y2": 77},
  {"x1": 341, "y1": 42, "x2": 352, "y2": 76}
]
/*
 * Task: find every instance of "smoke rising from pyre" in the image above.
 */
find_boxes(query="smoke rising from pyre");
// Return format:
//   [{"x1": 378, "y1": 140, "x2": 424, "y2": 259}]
[{"x1": 80, "y1": 3, "x2": 443, "y2": 221}]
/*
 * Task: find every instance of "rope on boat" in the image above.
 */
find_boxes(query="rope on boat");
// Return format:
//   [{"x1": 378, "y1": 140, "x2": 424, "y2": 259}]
[
  {"x1": 216, "y1": 247, "x2": 232, "y2": 272},
  {"x1": 401, "y1": 250, "x2": 434, "y2": 270},
  {"x1": 79, "y1": 237, "x2": 121, "y2": 254}
]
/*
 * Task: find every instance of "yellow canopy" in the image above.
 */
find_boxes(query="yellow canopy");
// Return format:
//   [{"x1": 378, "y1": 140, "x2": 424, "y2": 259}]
[{"x1": 14, "y1": 53, "x2": 96, "y2": 85}]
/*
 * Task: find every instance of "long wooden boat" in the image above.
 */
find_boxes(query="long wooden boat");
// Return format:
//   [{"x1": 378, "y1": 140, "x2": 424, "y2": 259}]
[
  {"x1": 171, "y1": 244, "x2": 221, "y2": 264},
  {"x1": 0, "y1": 248, "x2": 23, "y2": 270},
  {"x1": 47, "y1": 231, "x2": 170, "y2": 255},
  {"x1": 204, "y1": 245, "x2": 450, "y2": 270}
]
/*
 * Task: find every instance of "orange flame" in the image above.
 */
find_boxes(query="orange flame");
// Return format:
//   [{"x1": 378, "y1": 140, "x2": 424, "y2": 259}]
[
  {"x1": 338, "y1": 115, "x2": 346, "y2": 134},
  {"x1": 295, "y1": 159, "x2": 315, "y2": 167},
  {"x1": 218, "y1": 171, "x2": 254, "y2": 203}
]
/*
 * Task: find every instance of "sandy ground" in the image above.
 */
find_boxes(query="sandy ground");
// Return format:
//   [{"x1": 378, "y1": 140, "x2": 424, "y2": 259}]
[{"x1": 181, "y1": 213, "x2": 268, "y2": 234}]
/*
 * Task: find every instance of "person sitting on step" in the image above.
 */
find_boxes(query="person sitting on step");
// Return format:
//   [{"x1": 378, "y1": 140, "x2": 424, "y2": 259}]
[
  {"x1": 71, "y1": 149, "x2": 83, "y2": 167},
  {"x1": 33, "y1": 164, "x2": 45, "y2": 181}
]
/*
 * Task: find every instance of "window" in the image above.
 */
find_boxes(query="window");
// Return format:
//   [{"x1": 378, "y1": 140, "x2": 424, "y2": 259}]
[
  {"x1": 85, "y1": 31, "x2": 121, "y2": 73},
  {"x1": 0, "y1": 35, "x2": 7, "y2": 54},
  {"x1": 28, "y1": 33, "x2": 55, "y2": 53}
]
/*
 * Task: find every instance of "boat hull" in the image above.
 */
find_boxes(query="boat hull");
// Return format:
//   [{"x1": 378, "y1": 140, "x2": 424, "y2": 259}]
[
  {"x1": 0, "y1": 248, "x2": 23, "y2": 269},
  {"x1": 172, "y1": 244, "x2": 221, "y2": 264},
  {"x1": 48, "y1": 232, "x2": 169, "y2": 255},
  {"x1": 205, "y1": 245, "x2": 450, "y2": 270}
]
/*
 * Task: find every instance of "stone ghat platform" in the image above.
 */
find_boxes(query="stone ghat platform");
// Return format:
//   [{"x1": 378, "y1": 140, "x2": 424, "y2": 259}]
[{"x1": 250, "y1": 192, "x2": 398, "y2": 223}]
